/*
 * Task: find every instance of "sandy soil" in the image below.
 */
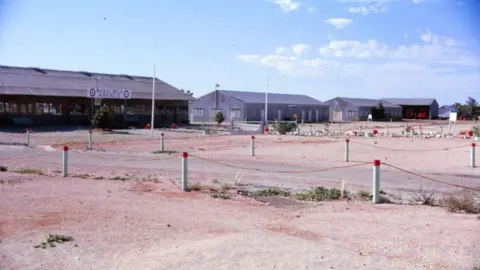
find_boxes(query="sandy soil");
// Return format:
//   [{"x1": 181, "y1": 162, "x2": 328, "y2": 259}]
[{"x1": 0, "y1": 122, "x2": 479, "y2": 269}]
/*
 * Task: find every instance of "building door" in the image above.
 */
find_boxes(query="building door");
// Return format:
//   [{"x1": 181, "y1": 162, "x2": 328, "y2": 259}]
[{"x1": 332, "y1": 108, "x2": 343, "y2": 122}]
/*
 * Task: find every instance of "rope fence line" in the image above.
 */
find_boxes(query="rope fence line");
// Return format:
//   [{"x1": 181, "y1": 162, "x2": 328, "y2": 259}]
[
  {"x1": 382, "y1": 163, "x2": 480, "y2": 192},
  {"x1": 0, "y1": 152, "x2": 55, "y2": 160},
  {"x1": 349, "y1": 140, "x2": 471, "y2": 152},
  {"x1": 188, "y1": 153, "x2": 370, "y2": 173}
]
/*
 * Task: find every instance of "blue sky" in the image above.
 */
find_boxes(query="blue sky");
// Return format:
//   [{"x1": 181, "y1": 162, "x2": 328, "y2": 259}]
[{"x1": 0, "y1": 0, "x2": 479, "y2": 105}]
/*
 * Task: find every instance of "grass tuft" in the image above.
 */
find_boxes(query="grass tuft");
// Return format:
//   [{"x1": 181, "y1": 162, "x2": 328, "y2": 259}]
[
  {"x1": 211, "y1": 193, "x2": 231, "y2": 200},
  {"x1": 15, "y1": 168, "x2": 44, "y2": 175},
  {"x1": 72, "y1": 174, "x2": 90, "y2": 179},
  {"x1": 34, "y1": 234, "x2": 74, "y2": 249},
  {"x1": 152, "y1": 150, "x2": 178, "y2": 155},
  {"x1": 109, "y1": 176, "x2": 129, "y2": 181},
  {"x1": 441, "y1": 192, "x2": 480, "y2": 214},
  {"x1": 295, "y1": 187, "x2": 342, "y2": 201},
  {"x1": 253, "y1": 188, "x2": 290, "y2": 197}
]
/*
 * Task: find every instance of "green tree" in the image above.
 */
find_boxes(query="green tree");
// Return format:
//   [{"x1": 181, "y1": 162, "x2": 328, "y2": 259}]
[
  {"x1": 370, "y1": 102, "x2": 385, "y2": 120},
  {"x1": 182, "y1": 89, "x2": 194, "y2": 97},
  {"x1": 215, "y1": 111, "x2": 225, "y2": 124},
  {"x1": 91, "y1": 104, "x2": 111, "y2": 129},
  {"x1": 465, "y1": 97, "x2": 478, "y2": 117}
]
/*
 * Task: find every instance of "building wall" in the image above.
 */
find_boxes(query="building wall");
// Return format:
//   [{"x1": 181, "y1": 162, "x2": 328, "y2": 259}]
[
  {"x1": 188, "y1": 91, "x2": 329, "y2": 123},
  {"x1": 0, "y1": 95, "x2": 188, "y2": 127},
  {"x1": 325, "y1": 98, "x2": 360, "y2": 121},
  {"x1": 244, "y1": 103, "x2": 329, "y2": 122},
  {"x1": 189, "y1": 91, "x2": 245, "y2": 122},
  {"x1": 326, "y1": 98, "x2": 403, "y2": 121}
]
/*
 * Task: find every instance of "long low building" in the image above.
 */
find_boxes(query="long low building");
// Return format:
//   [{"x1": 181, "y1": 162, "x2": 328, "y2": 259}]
[
  {"x1": 0, "y1": 65, "x2": 194, "y2": 127},
  {"x1": 325, "y1": 97, "x2": 403, "y2": 121},
  {"x1": 189, "y1": 90, "x2": 330, "y2": 123},
  {"x1": 380, "y1": 98, "x2": 439, "y2": 119}
]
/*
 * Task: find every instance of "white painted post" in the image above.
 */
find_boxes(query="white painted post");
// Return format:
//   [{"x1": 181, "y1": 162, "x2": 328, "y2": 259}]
[
  {"x1": 345, "y1": 139, "x2": 350, "y2": 162},
  {"x1": 25, "y1": 128, "x2": 31, "y2": 147},
  {"x1": 160, "y1": 132, "x2": 165, "y2": 152},
  {"x1": 88, "y1": 130, "x2": 92, "y2": 150},
  {"x1": 471, "y1": 143, "x2": 476, "y2": 168},
  {"x1": 181, "y1": 152, "x2": 188, "y2": 191},
  {"x1": 372, "y1": 159, "x2": 380, "y2": 204},
  {"x1": 62, "y1": 146, "x2": 69, "y2": 177},
  {"x1": 250, "y1": 135, "x2": 255, "y2": 156},
  {"x1": 386, "y1": 125, "x2": 389, "y2": 134}
]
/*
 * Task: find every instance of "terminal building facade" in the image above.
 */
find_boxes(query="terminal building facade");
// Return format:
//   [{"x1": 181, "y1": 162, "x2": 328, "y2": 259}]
[{"x1": 0, "y1": 66, "x2": 194, "y2": 127}]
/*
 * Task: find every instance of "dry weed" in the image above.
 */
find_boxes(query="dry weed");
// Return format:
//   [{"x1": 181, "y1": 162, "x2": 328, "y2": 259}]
[{"x1": 441, "y1": 192, "x2": 480, "y2": 214}]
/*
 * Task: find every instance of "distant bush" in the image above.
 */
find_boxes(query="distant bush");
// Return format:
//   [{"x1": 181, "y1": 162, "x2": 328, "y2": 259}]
[
  {"x1": 91, "y1": 105, "x2": 111, "y2": 129},
  {"x1": 275, "y1": 121, "x2": 297, "y2": 135},
  {"x1": 295, "y1": 187, "x2": 342, "y2": 201},
  {"x1": 215, "y1": 111, "x2": 225, "y2": 124}
]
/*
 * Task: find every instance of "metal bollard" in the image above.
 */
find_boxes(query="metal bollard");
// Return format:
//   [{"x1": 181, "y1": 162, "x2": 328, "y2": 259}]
[
  {"x1": 62, "y1": 146, "x2": 69, "y2": 177},
  {"x1": 161, "y1": 133, "x2": 165, "y2": 152},
  {"x1": 345, "y1": 139, "x2": 350, "y2": 162},
  {"x1": 372, "y1": 159, "x2": 380, "y2": 204},
  {"x1": 88, "y1": 130, "x2": 92, "y2": 150},
  {"x1": 250, "y1": 135, "x2": 255, "y2": 156},
  {"x1": 181, "y1": 152, "x2": 188, "y2": 191},
  {"x1": 25, "y1": 128, "x2": 31, "y2": 147},
  {"x1": 472, "y1": 143, "x2": 476, "y2": 168}
]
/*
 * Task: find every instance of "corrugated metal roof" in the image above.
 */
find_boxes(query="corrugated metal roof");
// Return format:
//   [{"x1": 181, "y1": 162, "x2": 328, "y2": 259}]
[
  {"x1": 381, "y1": 98, "x2": 436, "y2": 106},
  {"x1": 0, "y1": 66, "x2": 194, "y2": 101},
  {"x1": 330, "y1": 97, "x2": 401, "y2": 108},
  {"x1": 218, "y1": 90, "x2": 327, "y2": 106}
]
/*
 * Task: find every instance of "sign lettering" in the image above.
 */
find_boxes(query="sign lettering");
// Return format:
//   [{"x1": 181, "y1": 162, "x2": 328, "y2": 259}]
[{"x1": 87, "y1": 88, "x2": 131, "y2": 99}]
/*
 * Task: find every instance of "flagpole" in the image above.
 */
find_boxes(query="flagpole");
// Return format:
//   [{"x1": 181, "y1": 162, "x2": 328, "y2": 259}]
[
  {"x1": 265, "y1": 76, "x2": 269, "y2": 124},
  {"x1": 150, "y1": 64, "x2": 156, "y2": 137}
]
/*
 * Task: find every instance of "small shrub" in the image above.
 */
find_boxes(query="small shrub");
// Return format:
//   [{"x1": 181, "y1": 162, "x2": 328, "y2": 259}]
[
  {"x1": 188, "y1": 182, "x2": 203, "y2": 191},
  {"x1": 378, "y1": 195, "x2": 393, "y2": 204},
  {"x1": 152, "y1": 150, "x2": 177, "y2": 155},
  {"x1": 275, "y1": 121, "x2": 297, "y2": 135},
  {"x1": 253, "y1": 188, "x2": 290, "y2": 197},
  {"x1": 357, "y1": 190, "x2": 371, "y2": 200},
  {"x1": 442, "y1": 193, "x2": 480, "y2": 214},
  {"x1": 91, "y1": 105, "x2": 111, "y2": 129},
  {"x1": 295, "y1": 187, "x2": 342, "y2": 201},
  {"x1": 0, "y1": 165, "x2": 7, "y2": 172},
  {"x1": 72, "y1": 174, "x2": 90, "y2": 179},
  {"x1": 215, "y1": 111, "x2": 225, "y2": 124},
  {"x1": 211, "y1": 193, "x2": 230, "y2": 200},
  {"x1": 109, "y1": 176, "x2": 129, "y2": 181},
  {"x1": 15, "y1": 168, "x2": 43, "y2": 175},
  {"x1": 410, "y1": 186, "x2": 437, "y2": 206},
  {"x1": 34, "y1": 234, "x2": 74, "y2": 249}
]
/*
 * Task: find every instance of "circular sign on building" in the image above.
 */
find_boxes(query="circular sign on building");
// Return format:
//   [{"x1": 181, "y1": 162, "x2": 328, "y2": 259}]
[
  {"x1": 88, "y1": 88, "x2": 96, "y2": 98},
  {"x1": 123, "y1": 89, "x2": 130, "y2": 99}
]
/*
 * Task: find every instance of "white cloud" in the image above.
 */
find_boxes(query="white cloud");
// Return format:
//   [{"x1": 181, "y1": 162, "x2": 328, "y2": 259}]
[
  {"x1": 325, "y1": 18, "x2": 352, "y2": 29},
  {"x1": 235, "y1": 31, "x2": 480, "y2": 99},
  {"x1": 348, "y1": 5, "x2": 387, "y2": 14},
  {"x1": 268, "y1": 0, "x2": 300, "y2": 12},
  {"x1": 412, "y1": 0, "x2": 426, "y2": 3},
  {"x1": 307, "y1": 6, "x2": 316, "y2": 14},
  {"x1": 292, "y1": 44, "x2": 310, "y2": 55}
]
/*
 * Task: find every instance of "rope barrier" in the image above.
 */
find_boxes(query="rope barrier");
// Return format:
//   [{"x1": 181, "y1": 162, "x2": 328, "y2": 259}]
[
  {"x1": 382, "y1": 162, "x2": 480, "y2": 192},
  {"x1": 189, "y1": 154, "x2": 370, "y2": 173},
  {"x1": 0, "y1": 152, "x2": 55, "y2": 160},
  {"x1": 350, "y1": 140, "x2": 470, "y2": 152}
]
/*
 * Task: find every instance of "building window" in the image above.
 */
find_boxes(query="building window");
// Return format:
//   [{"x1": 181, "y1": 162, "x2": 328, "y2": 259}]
[
  {"x1": 229, "y1": 108, "x2": 241, "y2": 118},
  {"x1": 193, "y1": 108, "x2": 204, "y2": 117}
]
